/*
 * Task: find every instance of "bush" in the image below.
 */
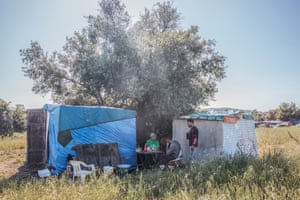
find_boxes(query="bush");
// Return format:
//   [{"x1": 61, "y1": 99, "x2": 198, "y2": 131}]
[
  {"x1": 0, "y1": 99, "x2": 13, "y2": 137},
  {"x1": 12, "y1": 108, "x2": 26, "y2": 133}
]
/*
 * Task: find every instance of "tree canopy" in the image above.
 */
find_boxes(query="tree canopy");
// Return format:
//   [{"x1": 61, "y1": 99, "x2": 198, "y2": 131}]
[
  {"x1": 20, "y1": 0, "x2": 226, "y2": 142},
  {"x1": 0, "y1": 100, "x2": 26, "y2": 136},
  {"x1": 12, "y1": 105, "x2": 26, "y2": 133}
]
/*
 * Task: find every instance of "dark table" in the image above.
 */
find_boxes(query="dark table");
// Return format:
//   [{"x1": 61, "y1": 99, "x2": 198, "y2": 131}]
[{"x1": 136, "y1": 150, "x2": 163, "y2": 170}]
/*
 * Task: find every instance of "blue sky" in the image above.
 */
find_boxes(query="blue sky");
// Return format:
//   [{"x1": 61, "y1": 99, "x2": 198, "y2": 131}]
[{"x1": 0, "y1": 0, "x2": 299, "y2": 111}]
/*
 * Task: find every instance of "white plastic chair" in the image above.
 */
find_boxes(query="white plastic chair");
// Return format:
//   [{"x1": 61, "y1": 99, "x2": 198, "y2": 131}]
[
  {"x1": 69, "y1": 160, "x2": 95, "y2": 183},
  {"x1": 168, "y1": 149, "x2": 183, "y2": 169}
]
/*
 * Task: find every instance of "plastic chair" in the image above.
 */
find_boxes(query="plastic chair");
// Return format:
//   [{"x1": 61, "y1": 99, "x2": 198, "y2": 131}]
[
  {"x1": 69, "y1": 160, "x2": 95, "y2": 183},
  {"x1": 167, "y1": 149, "x2": 183, "y2": 169}
]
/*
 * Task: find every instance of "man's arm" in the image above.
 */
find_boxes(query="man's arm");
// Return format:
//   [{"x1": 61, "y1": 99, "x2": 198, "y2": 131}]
[
  {"x1": 166, "y1": 143, "x2": 176, "y2": 156},
  {"x1": 193, "y1": 138, "x2": 197, "y2": 146},
  {"x1": 192, "y1": 127, "x2": 199, "y2": 146}
]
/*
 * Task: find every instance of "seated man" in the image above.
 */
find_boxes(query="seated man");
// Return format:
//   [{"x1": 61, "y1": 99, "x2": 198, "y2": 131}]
[
  {"x1": 144, "y1": 133, "x2": 160, "y2": 169},
  {"x1": 146, "y1": 132, "x2": 160, "y2": 151},
  {"x1": 160, "y1": 136, "x2": 181, "y2": 166}
]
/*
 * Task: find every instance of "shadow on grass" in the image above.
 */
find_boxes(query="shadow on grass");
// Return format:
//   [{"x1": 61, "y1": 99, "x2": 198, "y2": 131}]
[{"x1": 0, "y1": 163, "x2": 47, "y2": 193}]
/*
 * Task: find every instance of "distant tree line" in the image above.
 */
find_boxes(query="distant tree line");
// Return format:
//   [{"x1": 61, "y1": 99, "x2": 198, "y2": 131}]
[
  {"x1": 0, "y1": 99, "x2": 26, "y2": 137},
  {"x1": 253, "y1": 102, "x2": 300, "y2": 122}
]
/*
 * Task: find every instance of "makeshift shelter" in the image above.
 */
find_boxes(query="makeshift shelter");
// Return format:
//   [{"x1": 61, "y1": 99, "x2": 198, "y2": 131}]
[
  {"x1": 27, "y1": 104, "x2": 137, "y2": 174},
  {"x1": 173, "y1": 109, "x2": 258, "y2": 163}
]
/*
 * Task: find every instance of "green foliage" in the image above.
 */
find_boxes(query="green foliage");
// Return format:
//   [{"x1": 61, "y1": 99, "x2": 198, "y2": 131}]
[
  {"x1": 253, "y1": 102, "x2": 300, "y2": 121},
  {"x1": 20, "y1": 0, "x2": 226, "y2": 141},
  {"x1": 12, "y1": 107, "x2": 26, "y2": 133},
  {"x1": 276, "y1": 102, "x2": 299, "y2": 121},
  {"x1": 0, "y1": 100, "x2": 26, "y2": 136},
  {"x1": 0, "y1": 99, "x2": 13, "y2": 137}
]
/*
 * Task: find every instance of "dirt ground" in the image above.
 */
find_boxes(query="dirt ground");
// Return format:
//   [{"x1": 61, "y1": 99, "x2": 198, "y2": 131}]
[
  {"x1": 0, "y1": 145, "x2": 26, "y2": 179},
  {"x1": 0, "y1": 158, "x2": 24, "y2": 179}
]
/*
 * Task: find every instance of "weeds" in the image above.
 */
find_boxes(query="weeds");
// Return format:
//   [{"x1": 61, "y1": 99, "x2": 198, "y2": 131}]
[
  {"x1": 2, "y1": 152, "x2": 297, "y2": 199},
  {"x1": 0, "y1": 129, "x2": 300, "y2": 199}
]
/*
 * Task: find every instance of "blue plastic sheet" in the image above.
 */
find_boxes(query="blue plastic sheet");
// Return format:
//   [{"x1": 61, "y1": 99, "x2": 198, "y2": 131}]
[{"x1": 43, "y1": 104, "x2": 136, "y2": 174}]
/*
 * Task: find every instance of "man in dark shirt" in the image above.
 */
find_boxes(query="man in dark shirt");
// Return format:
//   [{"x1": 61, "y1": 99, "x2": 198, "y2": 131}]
[{"x1": 186, "y1": 119, "x2": 198, "y2": 161}]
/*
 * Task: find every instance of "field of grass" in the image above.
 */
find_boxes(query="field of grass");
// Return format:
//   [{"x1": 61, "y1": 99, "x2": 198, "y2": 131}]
[
  {"x1": 0, "y1": 127, "x2": 300, "y2": 199},
  {"x1": 256, "y1": 126, "x2": 300, "y2": 158},
  {"x1": 0, "y1": 133, "x2": 26, "y2": 178}
]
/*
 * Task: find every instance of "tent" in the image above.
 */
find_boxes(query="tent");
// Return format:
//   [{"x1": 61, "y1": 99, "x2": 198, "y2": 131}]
[
  {"x1": 44, "y1": 104, "x2": 137, "y2": 174},
  {"x1": 173, "y1": 109, "x2": 258, "y2": 163}
]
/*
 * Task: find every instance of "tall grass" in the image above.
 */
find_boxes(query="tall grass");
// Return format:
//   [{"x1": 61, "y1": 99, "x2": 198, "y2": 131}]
[
  {"x1": 0, "y1": 129, "x2": 300, "y2": 199},
  {"x1": 0, "y1": 133, "x2": 26, "y2": 178},
  {"x1": 0, "y1": 133, "x2": 26, "y2": 162},
  {"x1": 0, "y1": 151, "x2": 299, "y2": 199},
  {"x1": 256, "y1": 126, "x2": 300, "y2": 159},
  {"x1": 0, "y1": 133, "x2": 26, "y2": 150}
]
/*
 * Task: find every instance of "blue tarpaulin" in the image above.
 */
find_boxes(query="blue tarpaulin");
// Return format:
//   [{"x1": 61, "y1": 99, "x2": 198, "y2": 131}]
[{"x1": 43, "y1": 104, "x2": 137, "y2": 174}]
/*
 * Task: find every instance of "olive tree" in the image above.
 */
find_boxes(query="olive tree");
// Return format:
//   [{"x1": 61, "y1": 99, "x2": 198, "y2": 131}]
[{"x1": 20, "y1": 0, "x2": 226, "y2": 142}]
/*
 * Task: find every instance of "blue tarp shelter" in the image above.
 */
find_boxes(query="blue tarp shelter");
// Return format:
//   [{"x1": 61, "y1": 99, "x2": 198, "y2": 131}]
[{"x1": 43, "y1": 104, "x2": 137, "y2": 174}]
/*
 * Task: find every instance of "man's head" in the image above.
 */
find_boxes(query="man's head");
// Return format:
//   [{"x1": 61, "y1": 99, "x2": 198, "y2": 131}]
[
  {"x1": 150, "y1": 132, "x2": 157, "y2": 141},
  {"x1": 160, "y1": 135, "x2": 172, "y2": 145},
  {"x1": 187, "y1": 119, "x2": 194, "y2": 128}
]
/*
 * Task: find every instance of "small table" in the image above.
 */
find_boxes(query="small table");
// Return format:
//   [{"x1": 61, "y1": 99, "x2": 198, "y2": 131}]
[{"x1": 136, "y1": 151, "x2": 163, "y2": 170}]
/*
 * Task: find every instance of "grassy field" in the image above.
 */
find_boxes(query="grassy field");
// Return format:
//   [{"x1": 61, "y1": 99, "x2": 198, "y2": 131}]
[
  {"x1": 0, "y1": 127, "x2": 300, "y2": 199},
  {"x1": 0, "y1": 134, "x2": 26, "y2": 178},
  {"x1": 256, "y1": 126, "x2": 300, "y2": 158}
]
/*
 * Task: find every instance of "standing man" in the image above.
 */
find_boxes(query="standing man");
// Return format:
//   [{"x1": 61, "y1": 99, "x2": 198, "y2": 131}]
[{"x1": 186, "y1": 119, "x2": 199, "y2": 161}]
